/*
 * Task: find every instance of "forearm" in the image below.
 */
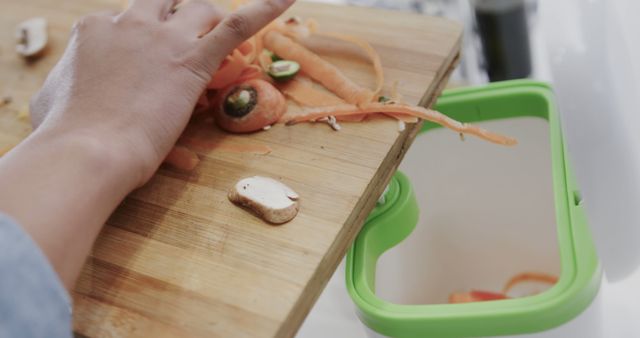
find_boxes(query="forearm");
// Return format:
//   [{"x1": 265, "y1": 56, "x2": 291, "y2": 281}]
[{"x1": 0, "y1": 127, "x2": 138, "y2": 290}]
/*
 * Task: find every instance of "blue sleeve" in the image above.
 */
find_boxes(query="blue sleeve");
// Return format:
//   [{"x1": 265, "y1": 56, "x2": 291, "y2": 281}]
[{"x1": 0, "y1": 214, "x2": 72, "y2": 338}]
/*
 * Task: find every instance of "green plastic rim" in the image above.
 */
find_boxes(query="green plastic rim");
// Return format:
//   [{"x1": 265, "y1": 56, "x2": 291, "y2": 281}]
[{"x1": 345, "y1": 80, "x2": 602, "y2": 338}]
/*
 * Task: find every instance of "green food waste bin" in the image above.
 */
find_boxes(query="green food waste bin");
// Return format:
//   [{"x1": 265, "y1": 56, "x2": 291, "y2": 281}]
[{"x1": 345, "y1": 80, "x2": 602, "y2": 338}]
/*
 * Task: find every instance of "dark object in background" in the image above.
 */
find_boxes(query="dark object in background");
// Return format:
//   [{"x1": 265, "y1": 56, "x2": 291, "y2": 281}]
[{"x1": 474, "y1": 0, "x2": 532, "y2": 81}]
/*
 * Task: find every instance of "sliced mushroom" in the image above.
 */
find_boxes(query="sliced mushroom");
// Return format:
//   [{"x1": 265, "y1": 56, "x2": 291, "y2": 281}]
[
  {"x1": 228, "y1": 176, "x2": 300, "y2": 224},
  {"x1": 16, "y1": 17, "x2": 48, "y2": 58}
]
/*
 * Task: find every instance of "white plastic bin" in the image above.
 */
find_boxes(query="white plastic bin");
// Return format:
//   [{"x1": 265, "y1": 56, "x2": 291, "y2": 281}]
[{"x1": 345, "y1": 82, "x2": 602, "y2": 338}]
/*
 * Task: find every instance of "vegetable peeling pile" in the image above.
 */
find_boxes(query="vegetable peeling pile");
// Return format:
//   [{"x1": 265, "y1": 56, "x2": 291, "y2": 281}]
[
  {"x1": 163, "y1": 0, "x2": 517, "y2": 171},
  {"x1": 0, "y1": 2, "x2": 516, "y2": 167}
]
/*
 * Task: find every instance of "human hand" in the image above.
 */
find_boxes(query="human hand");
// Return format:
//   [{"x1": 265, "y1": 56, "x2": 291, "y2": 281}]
[{"x1": 30, "y1": 0, "x2": 294, "y2": 187}]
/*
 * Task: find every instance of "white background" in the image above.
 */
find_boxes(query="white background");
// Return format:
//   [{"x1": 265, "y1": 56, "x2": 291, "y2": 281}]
[{"x1": 296, "y1": 0, "x2": 640, "y2": 337}]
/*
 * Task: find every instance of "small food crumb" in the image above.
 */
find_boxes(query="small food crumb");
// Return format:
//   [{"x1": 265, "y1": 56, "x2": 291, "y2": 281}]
[
  {"x1": 286, "y1": 16, "x2": 302, "y2": 25},
  {"x1": 397, "y1": 120, "x2": 406, "y2": 132},
  {"x1": 1, "y1": 96, "x2": 12, "y2": 107},
  {"x1": 327, "y1": 115, "x2": 341, "y2": 131},
  {"x1": 263, "y1": 125, "x2": 272, "y2": 131},
  {"x1": 17, "y1": 107, "x2": 30, "y2": 121},
  {"x1": 377, "y1": 185, "x2": 390, "y2": 205}
]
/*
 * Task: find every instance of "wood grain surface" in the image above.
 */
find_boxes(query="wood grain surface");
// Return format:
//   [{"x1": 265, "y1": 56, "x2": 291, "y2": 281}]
[{"x1": 0, "y1": 1, "x2": 462, "y2": 337}]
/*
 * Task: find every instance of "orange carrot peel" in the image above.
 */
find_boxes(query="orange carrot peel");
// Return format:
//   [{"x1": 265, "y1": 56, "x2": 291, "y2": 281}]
[
  {"x1": 449, "y1": 272, "x2": 558, "y2": 304},
  {"x1": 503, "y1": 272, "x2": 559, "y2": 294},
  {"x1": 315, "y1": 31, "x2": 384, "y2": 99},
  {"x1": 286, "y1": 103, "x2": 517, "y2": 146}
]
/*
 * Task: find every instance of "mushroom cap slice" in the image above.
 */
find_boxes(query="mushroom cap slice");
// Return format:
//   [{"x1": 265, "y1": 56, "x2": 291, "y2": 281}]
[
  {"x1": 16, "y1": 17, "x2": 48, "y2": 58},
  {"x1": 228, "y1": 176, "x2": 300, "y2": 224}
]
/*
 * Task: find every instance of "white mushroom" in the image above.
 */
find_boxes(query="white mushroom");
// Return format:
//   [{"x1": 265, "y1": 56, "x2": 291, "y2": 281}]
[
  {"x1": 228, "y1": 176, "x2": 300, "y2": 224},
  {"x1": 16, "y1": 17, "x2": 48, "y2": 58}
]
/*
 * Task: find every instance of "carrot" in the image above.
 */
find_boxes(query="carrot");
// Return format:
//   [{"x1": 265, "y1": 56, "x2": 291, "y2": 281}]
[
  {"x1": 254, "y1": 37, "x2": 265, "y2": 65},
  {"x1": 286, "y1": 102, "x2": 517, "y2": 146},
  {"x1": 315, "y1": 32, "x2": 384, "y2": 99},
  {"x1": 212, "y1": 79, "x2": 287, "y2": 133},
  {"x1": 208, "y1": 56, "x2": 247, "y2": 89},
  {"x1": 236, "y1": 64, "x2": 265, "y2": 83},
  {"x1": 238, "y1": 37, "x2": 261, "y2": 64},
  {"x1": 255, "y1": 19, "x2": 285, "y2": 47},
  {"x1": 264, "y1": 30, "x2": 374, "y2": 105},
  {"x1": 208, "y1": 40, "x2": 263, "y2": 89},
  {"x1": 278, "y1": 77, "x2": 346, "y2": 107},
  {"x1": 503, "y1": 272, "x2": 558, "y2": 294},
  {"x1": 266, "y1": 24, "x2": 383, "y2": 101},
  {"x1": 237, "y1": 40, "x2": 254, "y2": 58},
  {"x1": 164, "y1": 146, "x2": 200, "y2": 171},
  {"x1": 251, "y1": 17, "x2": 316, "y2": 70}
]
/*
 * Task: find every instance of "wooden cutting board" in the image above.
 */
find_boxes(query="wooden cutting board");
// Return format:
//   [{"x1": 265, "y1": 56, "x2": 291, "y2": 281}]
[{"x1": 0, "y1": 1, "x2": 462, "y2": 337}]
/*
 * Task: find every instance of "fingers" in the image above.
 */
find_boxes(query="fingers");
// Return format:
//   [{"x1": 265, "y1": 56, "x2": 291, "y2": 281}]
[
  {"x1": 126, "y1": 0, "x2": 180, "y2": 20},
  {"x1": 168, "y1": 0, "x2": 225, "y2": 37},
  {"x1": 199, "y1": 0, "x2": 295, "y2": 60}
]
